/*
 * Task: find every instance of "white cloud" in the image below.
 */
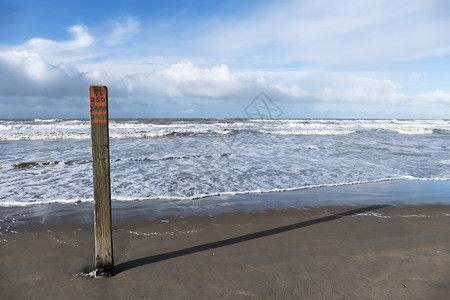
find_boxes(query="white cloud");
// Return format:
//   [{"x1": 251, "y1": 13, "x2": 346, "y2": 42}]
[
  {"x1": 416, "y1": 90, "x2": 450, "y2": 103},
  {"x1": 85, "y1": 69, "x2": 133, "y2": 97},
  {"x1": 0, "y1": 52, "x2": 263, "y2": 101},
  {"x1": 0, "y1": 50, "x2": 427, "y2": 112},
  {"x1": 105, "y1": 17, "x2": 141, "y2": 46},
  {"x1": 270, "y1": 84, "x2": 312, "y2": 101},
  {"x1": 10, "y1": 0, "x2": 447, "y2": 73},
  {"x1": 202, "y1": 0, "x2": 450, "y2": 66},
  {"x1": 25, "y1": 25, "x2": 94, "y2": 52},
  {"x1": 16, "y1": 24, "x2": 98, "y2": 65},
  {"x1": 3, "y1": 45, "x2": 446, "y2": 119},
  {"x1": 0, "y1": 50, "x2": 88, "y2": 98},
  {"x1": 317, "y1": 77, "x2": 409, "y2": 103},
  {"x1": 129, "y1": 62, "x2": 260, "y2": 99}
]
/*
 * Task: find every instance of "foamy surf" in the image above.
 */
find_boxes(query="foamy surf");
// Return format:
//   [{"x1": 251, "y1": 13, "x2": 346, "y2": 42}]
[{"x1": 0, "y1": 118, "x2": 449, "y2": 206}]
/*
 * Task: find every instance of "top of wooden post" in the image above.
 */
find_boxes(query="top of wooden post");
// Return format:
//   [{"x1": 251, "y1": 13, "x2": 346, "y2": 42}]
[{"x1": 89, "y1": 86, "x2": 108, "y2": 108}]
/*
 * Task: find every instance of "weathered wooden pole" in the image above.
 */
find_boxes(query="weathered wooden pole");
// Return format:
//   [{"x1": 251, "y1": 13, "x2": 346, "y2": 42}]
[{"x1": 89, "y1": 85, "x2": 114, "y2": 276}]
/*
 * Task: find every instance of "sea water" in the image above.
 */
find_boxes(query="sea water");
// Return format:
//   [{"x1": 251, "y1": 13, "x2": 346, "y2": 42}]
[{"x1": 0, "y1": 118, "x2": 449, "y2": 206}]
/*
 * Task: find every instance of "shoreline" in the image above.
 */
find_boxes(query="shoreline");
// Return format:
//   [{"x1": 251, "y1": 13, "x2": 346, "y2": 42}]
[
  {"x1": 1, "y1": 180, "x2": 449, "y2": 225},
  {"x1": 1, "y1": 180, "x2": 449, "y2": 298}
]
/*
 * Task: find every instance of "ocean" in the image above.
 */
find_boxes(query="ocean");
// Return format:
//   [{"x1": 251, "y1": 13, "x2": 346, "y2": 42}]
[{"x1": 0, "y1": 118, "x2": 449, "y2": 206}]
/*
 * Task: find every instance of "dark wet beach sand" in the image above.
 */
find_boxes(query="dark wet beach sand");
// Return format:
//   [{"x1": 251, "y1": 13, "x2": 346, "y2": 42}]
[{"x1": 1, "y1": 181, "x2": 449, "y2": 299}]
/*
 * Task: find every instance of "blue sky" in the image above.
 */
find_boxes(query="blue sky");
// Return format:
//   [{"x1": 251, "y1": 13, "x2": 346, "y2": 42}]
[{"x1": 0, "y1": 0, "x2": 449, "y2": 119}]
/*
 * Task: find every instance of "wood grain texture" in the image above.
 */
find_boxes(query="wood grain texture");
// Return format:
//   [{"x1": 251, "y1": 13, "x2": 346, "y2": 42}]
[{"x1": 89, "y1": 86, "x2": 114, "y2": 275}]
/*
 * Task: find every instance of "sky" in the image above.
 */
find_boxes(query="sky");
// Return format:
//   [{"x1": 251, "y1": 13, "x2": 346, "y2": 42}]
[{"x1": 0, "y1": 0, "x2": 449, "y2": 119}]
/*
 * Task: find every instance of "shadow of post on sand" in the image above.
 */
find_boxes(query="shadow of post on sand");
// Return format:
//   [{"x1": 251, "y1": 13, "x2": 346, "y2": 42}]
[{"x1": 114, "y1": 204, "x2": 390, "y2": 275}]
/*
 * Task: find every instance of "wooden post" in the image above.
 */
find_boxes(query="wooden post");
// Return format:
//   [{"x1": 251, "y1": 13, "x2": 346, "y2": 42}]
[{"x1": 89, "y1": 85, "x2": 114, "y2": 276}]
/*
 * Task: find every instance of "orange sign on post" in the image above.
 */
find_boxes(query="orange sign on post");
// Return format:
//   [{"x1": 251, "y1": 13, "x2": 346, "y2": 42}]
[{"x1": 89, "y1": 86, "x2": 108, "y2": 124}]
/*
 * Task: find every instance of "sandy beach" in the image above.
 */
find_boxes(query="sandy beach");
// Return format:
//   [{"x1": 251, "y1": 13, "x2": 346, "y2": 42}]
[{"x1": 1, "y1": 181, "x2": 449, "y2": 299}]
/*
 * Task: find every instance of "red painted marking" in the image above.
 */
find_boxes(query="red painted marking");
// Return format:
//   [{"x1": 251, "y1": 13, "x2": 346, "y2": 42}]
[
  {"x1": 91, "y1": 119, "x2": 108, "y2": 124},
  {"x1": 90, "y1": 111, "x2": 107, "y2": 115}
]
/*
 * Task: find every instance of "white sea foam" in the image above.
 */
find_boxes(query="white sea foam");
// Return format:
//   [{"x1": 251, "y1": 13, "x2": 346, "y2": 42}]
[
  {"x1": 258, "y1": 129, "x2": 355, "y2": 135},
  {"x1": 0, "y1": 119, "x2": 449, "y2": 206},
  {"x1": 34, "y1": 119, "x2": 63, "y2": 123},
  {"x1": 0, "y1": 118, "x2": 449, "y2": 141},
  {"x1": 392, "y1": 128, "x2": 434, "y2": 135},
  {"x1": 118, "y1": 228, "x2": 202, "y2": 237},
  {"x1": 0, "y1": 177, "x2": 433, "y2": 207},
  {"x1": 398, "y1": 214, "x2": 430, "y2": 218},
  {"x1": 354, "y1": 212, "x2": 391, "y2": 218},
  {"x1": 0, "y1": 132, "x2": 90, "y2": 141}
]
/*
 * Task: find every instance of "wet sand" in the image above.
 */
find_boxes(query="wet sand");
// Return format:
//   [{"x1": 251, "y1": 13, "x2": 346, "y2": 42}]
[{"x1": 1, "y1": 181, "x2": 449, "y2": 299}]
